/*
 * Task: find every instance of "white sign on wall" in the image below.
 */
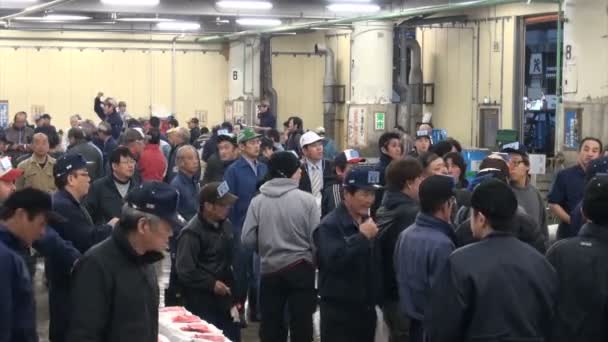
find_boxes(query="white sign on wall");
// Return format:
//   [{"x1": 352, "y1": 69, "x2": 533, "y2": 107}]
[
  {"x1": 347, "y1": 106, "x2": 367, "y2": 147},
  {"x1": 529, "y1": 53, "x2": 543, "y2": 75},
  {"x1": 529, "y1": 154, "x2": 547, "y2": 175}
]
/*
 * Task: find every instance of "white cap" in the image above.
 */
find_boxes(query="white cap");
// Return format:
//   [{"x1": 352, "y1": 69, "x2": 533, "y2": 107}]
[
  {"x1": 300, "y1": 131, "x2": 324, "y2": 148},
  {"x1": 314, "y1": 126, "x2": 325, "y2": 136}
]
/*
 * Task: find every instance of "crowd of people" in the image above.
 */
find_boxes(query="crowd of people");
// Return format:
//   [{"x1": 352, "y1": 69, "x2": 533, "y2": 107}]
[{"x1": 1, "y1": 92, "x2": 608, "y2": 342}]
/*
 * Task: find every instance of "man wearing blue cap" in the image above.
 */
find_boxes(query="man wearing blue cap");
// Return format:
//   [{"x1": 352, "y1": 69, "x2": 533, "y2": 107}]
[
  {"x1": 48, "y1": 154, "x2": 117, "y2": 342},
  {"x1": 315, "y1": 165, "x2": 382, "y2": 342},
  {"x1": 68, "y1": 181, "x2": 180, "y2": 342}
]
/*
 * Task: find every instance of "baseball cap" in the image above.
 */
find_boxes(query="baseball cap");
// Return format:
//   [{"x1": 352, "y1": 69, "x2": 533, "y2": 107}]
[
  {"x1": 467, "y1": 167, "x2": 509, "y2": 192},
  {"x1": 314, "y1": 127, "x2": 326, "y2": 136},
  {"x1": 471, "y1": 178, "x2": 518, "y2": 221},
  {"x1": 419, "y1": 175, "x2": 456, "y2": 210},
  {"x1": 343, "y1": 166, "x2": 383, "y2": 191},
  {"x1": 200, "y1": 181, "x2": 238, "y2": 206},
  {"x1": 335, "y1": 149, "x2": 366, "y2": 167},
  {"x1": 300, "y1": 131, "x2": 324, "y2": 148},
  {"x1": 416, "y1": 130, "x2": 431, "y2": 140},
  {"x1": 238, "y1": 128, "x2": 262, "y2": 144},
  {"x1": 54, "y1": 154, "x2": 88, "y2": 179},
  {"x1": 2, "y1": 188, "x2": 66, "y2": 224},
  {"x1": 0, "y1": 157, "x2": 23, "y2": 183},
  {"x1": 126, "y1": 182, "x2": 182, "y2": 226},
  {"x1": 585, "y1": 157, "x2": 608, "y2": 183},
  {"x1": 500, "y1": 141, "x2": 528, "y2": 157},
  {"x1": 269, "y1": 151, "x2": 301, "y2": 179}
]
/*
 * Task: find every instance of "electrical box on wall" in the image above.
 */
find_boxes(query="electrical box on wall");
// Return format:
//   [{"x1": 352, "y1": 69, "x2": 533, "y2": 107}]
[{"x1": 478, "y1": 105, "x2": 501, "y2": 149}]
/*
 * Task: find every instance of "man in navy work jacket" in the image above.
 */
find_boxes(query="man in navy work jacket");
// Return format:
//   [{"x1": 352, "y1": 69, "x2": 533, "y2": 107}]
[
  {"x1": 315, "y1": 166, "x2": 383, "y2": 342},
  {"x1": 224, "y1": 127, "x2": 268, "y2": 309},
  {"x1": 548, "y1": 137, "x2": 602, "y2": 239},
  {"x1": 0, "y1": 188, "x2": 66, "y2": 342},
  {"x1": 170, "y1": 145, "x2": 201, "y2": 222},
  {"x1": 48, "y1": 154, "x2": 116, "y2": 342},
  {"x1": 94, "y1": 94, "x2": 123, "y2": 140},
  {"x1": 394, "y1": 175, "x2": 458, "y2": 342},
  {"x1": 426, "y1": 179, "x2": 556, "y2": 342}
]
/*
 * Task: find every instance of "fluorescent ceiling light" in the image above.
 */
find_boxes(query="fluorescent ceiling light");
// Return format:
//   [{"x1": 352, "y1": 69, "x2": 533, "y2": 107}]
[
  {"x1": 1, "y1": 0, "x2": 37, "y2": 3},
  {"x1": 117, "y1": 17, "x2": 175, "y2": 23},
  {"x1": 236, "y1": 18, "x2": 281, "y2": 26},
  {"x1": 101, "y1": 0, "x2": 159, "y2": 6},
  {"x1": 327, "y1": 3, "x2": 380, "y2": 12},
  {"x1": 216, "y1": 1, "x2": 272, "y2": 10},
  {"x1": 156, "y1": 21, "x2": 201, "y2": 31},
  {"x1": 328, "y1": 0, "x2": 372, "y2": 2},
  {"x1": 16, "y1": 14, "x2": 91, "y2": 21}
]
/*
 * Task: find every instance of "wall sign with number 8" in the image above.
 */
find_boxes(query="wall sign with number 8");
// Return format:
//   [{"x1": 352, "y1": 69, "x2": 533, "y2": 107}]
[{"x1": 565, "y1": 45, "x2": 572, "y2": 60}]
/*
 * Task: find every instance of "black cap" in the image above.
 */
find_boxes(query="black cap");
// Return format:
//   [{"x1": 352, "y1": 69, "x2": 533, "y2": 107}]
[
  {"x1": 343, "y1": 166, "x2": 383, "y2": 191},
  {"x1": 3, "y1": 188, "x2": 65, "y2": 224},
  {"x1": 200, "y1": 181, "x2": 238, "y2": 206},
  {"x1": 419, "y1": 175, "x2": 455, "y2": 211},
  {"x1": 585, "y1": 157, "x2": 608, "y2": 183},
  {"x1": 583, "y1": 175, "x2": 608, "y2": 225},
  {"x1": 126, "y1": 182, "x2": 181, "y2": 226},
  {"x1": 54, "y1": 154, "x2": 88, "y2": 179},
  {"x1": 500, "y1": 141, "x2": 528, "y2": 157},
  {"x1": 471, "y1": 178, "x2": 518, "y2": 220},
  {"x1": 269, "y1": 151, "x2": 301, "y2": 178}
]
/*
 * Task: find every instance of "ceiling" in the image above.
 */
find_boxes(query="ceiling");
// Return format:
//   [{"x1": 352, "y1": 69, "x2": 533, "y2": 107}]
[{"x1": 0, "y1": 0, "x2": 457, "y2": 34}]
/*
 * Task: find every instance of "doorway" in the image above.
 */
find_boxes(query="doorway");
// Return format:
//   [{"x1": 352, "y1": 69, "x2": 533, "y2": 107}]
[{"x1": 515, "y1": 14, "x2": 561, "y2": 157}]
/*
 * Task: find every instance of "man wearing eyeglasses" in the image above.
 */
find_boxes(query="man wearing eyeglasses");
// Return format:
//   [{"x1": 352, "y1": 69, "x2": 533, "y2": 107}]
[
  {"x1": 47, "y1": 154, "x2": 117, "y2": 342},
  {"x1": 86, "y1": 146, "x2": 139, "y2": 225},
  {"x1": 254, "y1": 99, "x2": 276, "y2": 134},
  {"x1": 501, "y1": 142, "x2": 547, "y2": 239}
]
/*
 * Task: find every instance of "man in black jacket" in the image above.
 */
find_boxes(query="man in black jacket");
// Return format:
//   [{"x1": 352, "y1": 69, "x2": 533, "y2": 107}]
[
  {"x1": 94, "y1": 94, "x2": 123, "y2": 140},
  {"x1": 202, "y1": 133, "x2": 239, "y2": 185},
  {"x1": 547, "y1": 175, "x2": 608, "y2": 342},
  {"x1": 425, "y1": 179, "x2": 557, "y2": 342},
  {"x1": 315, "y1": 166, "x2": 382, "y2": 342},
  {"x1": 86, "y1": 146, "x2": 139, "y2": 225},
  {"x1": 176, "y1": 181, "x2": 240, "y2": 341},
  {"x1": 68, "y1": 182, "x2": 180, "y2": 342},
  {"x1": 375, "y1": 158, "x2": 423, "y2": 342},
  {"x1": 48, "y1": 154, "x2": 116, "y2": 342}
]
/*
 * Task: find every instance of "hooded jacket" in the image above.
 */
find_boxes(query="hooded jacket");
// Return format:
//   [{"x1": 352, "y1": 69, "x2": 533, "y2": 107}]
[
  {"x1": 375, "y1": 191, "x2": 420, "y2": 303},
  {"x1": 242, "y1": 178, "x2": 320, "y2": 274}
]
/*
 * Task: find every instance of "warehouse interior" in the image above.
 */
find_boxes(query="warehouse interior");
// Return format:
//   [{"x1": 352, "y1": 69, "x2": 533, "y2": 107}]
[{"x1": 0, "y1": 0, "x2": 605, "y2": 160}]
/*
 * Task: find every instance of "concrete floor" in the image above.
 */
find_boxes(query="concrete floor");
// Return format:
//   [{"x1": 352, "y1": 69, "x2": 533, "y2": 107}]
[{"x1": 34, "y1": 257, "x2": 261, "y2": 342}]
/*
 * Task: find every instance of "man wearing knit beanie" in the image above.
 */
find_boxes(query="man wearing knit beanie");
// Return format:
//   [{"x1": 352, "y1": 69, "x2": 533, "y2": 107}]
[{"x1": 241, "y1": 151, "x2": 320, "y2": 342}]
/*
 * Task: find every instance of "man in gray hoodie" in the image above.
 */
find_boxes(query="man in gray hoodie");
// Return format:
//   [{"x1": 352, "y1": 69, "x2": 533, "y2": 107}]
[
  {"x1": 242, "y1": 151, "x2": 320, "y2": 342},
  {"x1": 502, "y1": 142, "x2": 548, "y2": 239}
]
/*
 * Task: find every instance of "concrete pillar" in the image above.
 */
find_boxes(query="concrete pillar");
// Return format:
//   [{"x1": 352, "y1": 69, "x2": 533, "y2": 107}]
[
  {"x1": 228, "y1": 39, "x2": 261, "y2": 101},
  {"x1": 351, "y1": 21, "x2": 394, "y2": 104}
]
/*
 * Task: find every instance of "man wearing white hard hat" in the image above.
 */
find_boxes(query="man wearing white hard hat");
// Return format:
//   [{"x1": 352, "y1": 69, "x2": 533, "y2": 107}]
[{"x1": 298, "y1": 131, "x2": 336, "y2": 211}]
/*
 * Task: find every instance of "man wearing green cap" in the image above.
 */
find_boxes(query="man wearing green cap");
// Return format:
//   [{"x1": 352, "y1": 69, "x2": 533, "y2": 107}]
[{"x1": 223, "y1": 127, "x2": 268, "y2": 310}]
